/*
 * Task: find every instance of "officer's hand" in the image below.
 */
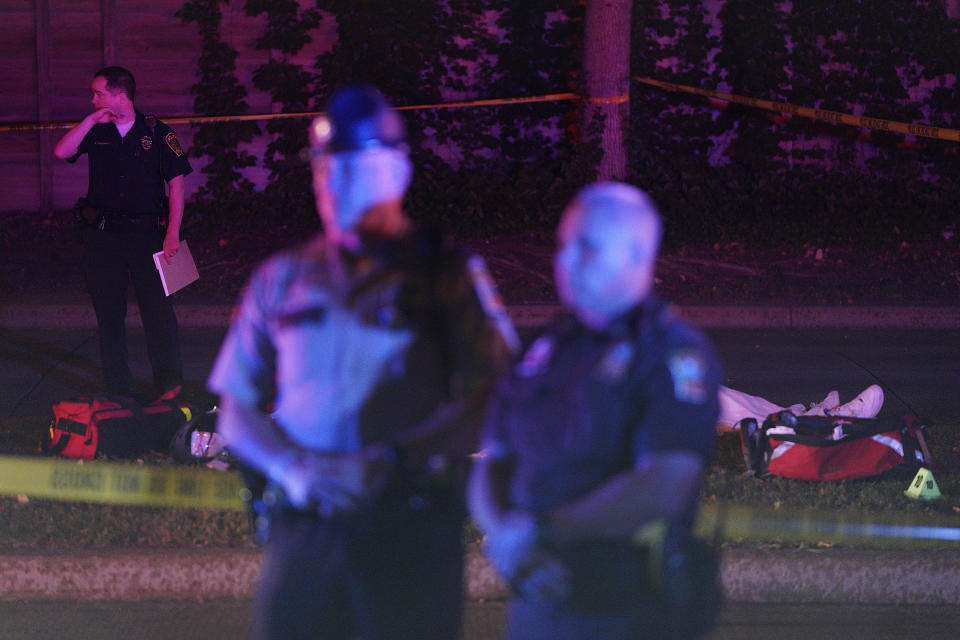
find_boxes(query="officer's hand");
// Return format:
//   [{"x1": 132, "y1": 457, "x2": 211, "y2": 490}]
[
  {"x1": 511, "y1": 552, "x2": 572, "y2": 602},
  {"x1": 275, "y1": 448, "x2": 395, "y2": 514},
  {"x1": 89, "y1": 108, "x2": 118, "y2": 124},
  {"x1": 310, "y1": 477, "x2": 365, "y2": 517},
  {"x1": 273, "y1": 452, "x2": 366, "y2": 511},
  {"x1": 485, "y1": 510, "x2": 540, "y2": 581},
  {"x1": 162, "y1": 231, "x2": 180, "y2": 263},
  {"x1": 275, "y1": 453, "x2": 326, "y2": 509},
  {"x1": 310, "y1": 446, "x2": 395, "y2": 514}
]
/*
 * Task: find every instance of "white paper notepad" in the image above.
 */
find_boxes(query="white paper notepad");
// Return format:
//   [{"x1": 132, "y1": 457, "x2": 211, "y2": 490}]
[{"x1": 152, "y1": 240, "x2": 200, "y2": 296}]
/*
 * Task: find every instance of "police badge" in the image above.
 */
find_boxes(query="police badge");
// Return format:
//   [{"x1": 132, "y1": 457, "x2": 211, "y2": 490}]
[{"x1": 141, "y1": 136, "x2": 153, "y2": 150}]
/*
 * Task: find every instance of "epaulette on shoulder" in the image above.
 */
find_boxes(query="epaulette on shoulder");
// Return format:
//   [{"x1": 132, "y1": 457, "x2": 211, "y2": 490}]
[
  {"x1": 630, "y1": 297, "x2": 681, "y2": 343},
  {"x1": 465, "y1": 251, "x2": 522, "y2": 354},
  {"x1": 655, "y1": 301, "x2": 711, "y2": 349}
]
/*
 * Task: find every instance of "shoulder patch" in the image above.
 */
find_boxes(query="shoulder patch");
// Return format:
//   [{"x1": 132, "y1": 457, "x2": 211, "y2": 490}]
[
  {"x1": 667, "y1": 348, "x2": 709, "y2": 404},
  {"x1": 466, "y1": 254, "x2": 521, "y2": 354},
  {"x1": 165, "y1": 132, "x2": 184, "y2": 157}
]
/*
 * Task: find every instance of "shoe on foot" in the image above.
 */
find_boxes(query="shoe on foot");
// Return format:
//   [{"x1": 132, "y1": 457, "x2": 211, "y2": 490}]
[
  {"x1": 828, "y1": 385, "x2": 884, "y2": 418},
  {"x1": 821, "y1": 390, "x2": 840, "y2": 411},
  {"x1": 802, "y1": 390, "x2": 840, "y2": 416}
]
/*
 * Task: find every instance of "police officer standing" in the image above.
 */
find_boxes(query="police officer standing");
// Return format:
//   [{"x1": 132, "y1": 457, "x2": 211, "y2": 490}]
[
  {"x1": 54, "y1": 66, "x2": 191, "y2": 397},
  {"x1": 208, "y1": 86, "x2": 513, "y2": 640},
  {"x1": 468, "y1": 182, "x2": 723, "y2": 639}
]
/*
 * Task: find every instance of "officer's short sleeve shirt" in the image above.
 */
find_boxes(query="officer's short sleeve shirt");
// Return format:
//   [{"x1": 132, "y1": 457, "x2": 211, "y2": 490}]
[
  {"x1": 481, "y1": 299, "x2": 722, "y2": 512},
  {"x1": 208, "y1": 233, "x2": 510, "y2": 454},
  {"x1": 72, "y1": 111, "x2": 192, "y2": 213}
]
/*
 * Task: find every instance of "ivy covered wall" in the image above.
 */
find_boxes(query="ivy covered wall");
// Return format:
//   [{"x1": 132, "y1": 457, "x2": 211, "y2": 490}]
[
  {"x1": 178, "y1": 0, "x2": 590, "y2": 237},
  {"x1": 177, "y1": 0, "x2": 960, "y2": 245},
  {"x1": 632, "y1": 0, "x2": 960, "y2": 244}
]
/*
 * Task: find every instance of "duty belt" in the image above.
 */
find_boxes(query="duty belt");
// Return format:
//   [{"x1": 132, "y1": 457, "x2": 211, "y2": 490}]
[
  {"x1": 101, "y1": 209, "x2": 163, "y2": 232},
  {"x1": 248, "y1": 464, "x2": 462, "y2": 544}
]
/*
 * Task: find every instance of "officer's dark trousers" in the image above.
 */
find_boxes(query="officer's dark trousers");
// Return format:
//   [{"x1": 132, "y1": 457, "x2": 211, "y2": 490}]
[
  {"x1": 81, "y1": 224, "x2": 183, "y2": 396},
  {"x1": 507, "y1": 542, "x2": 681, "y2": 640},
  {"x1": 253, "y1": 484, "x2": 464, "y2": 640},
  {"x1": 508, "y1": 596, "x2": 670, "y2": 640}
]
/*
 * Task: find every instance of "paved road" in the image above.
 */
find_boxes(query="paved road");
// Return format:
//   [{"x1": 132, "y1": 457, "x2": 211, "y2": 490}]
[
  {"x1": 2, "y1": 599, "x2": 959, "y2": 640},
  {"x1": 0, "y1": 327, "x2": 227, "y2": 420},
  {"x1": 2, "y1": 326, "x2": 958, "y2": 423}
]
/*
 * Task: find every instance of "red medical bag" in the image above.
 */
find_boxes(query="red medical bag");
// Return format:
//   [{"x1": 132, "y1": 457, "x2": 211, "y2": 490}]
[
  {"x1": 43, "y1": 389, "x2": 193, "y2": 460},
  {"x1": 740, "y1": 411, "x2": 928, "y2": 481}
]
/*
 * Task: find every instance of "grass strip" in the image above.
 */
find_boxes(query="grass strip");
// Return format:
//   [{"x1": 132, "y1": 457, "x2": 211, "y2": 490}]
[{"x1": 1, "y1": 419, "x2": 956, "y2": 551}]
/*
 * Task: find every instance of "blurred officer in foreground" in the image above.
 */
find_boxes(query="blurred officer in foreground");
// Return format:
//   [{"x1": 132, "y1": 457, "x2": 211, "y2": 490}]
[
  {"x1": 54, "y1": 65, "x2": 190, "y2": 396},
  {"x1": 208, "y1": 86, "x2": 514, "y2": 640},
  {"x1": 468, "y1": 182, "x2": 723, "y2": 640}
]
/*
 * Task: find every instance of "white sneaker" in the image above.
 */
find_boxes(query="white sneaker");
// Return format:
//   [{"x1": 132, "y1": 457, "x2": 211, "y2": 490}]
[
  {"x1": 821, "y1": 390, "x2": 840, "y2": 412},
  {"x1": 802, "y1": 390, "x2": 840, "y2": 416},
  {"x1": 828, "y1": 385, "x2": 884, "y2": 418}
]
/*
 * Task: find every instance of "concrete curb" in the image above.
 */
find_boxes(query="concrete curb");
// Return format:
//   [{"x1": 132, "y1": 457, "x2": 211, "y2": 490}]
[
  {"x1": 0, "y1": 549, "x2": 261, "y2": 602},
  {"x1": 1, "y1": 302, "x2": 959, "y2": 330},
  {"x1": 2, "y1": 547, "x2": 959, "y2": 604},
  {"x1": 719, "y1": 547, "x2": 960, "y2": 605}
]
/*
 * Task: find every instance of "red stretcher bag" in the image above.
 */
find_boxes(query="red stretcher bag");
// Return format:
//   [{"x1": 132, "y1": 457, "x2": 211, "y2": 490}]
[
  {"x1": 42, "y1": 396, "x2": 109, "y2": 459},
  {"x1": 740, "y1": 411, "x2": 928, "y2": 481},
  {"x1": 43, "y1": 389, "x2": 193, "y2": 460}
]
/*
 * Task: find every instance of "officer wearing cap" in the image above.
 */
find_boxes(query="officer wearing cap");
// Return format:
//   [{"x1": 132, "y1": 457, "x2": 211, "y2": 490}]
[
  {"x1": 469, "y1": 182, "x2": 723, "y2": 639},
  {"x1": 54, "y1": 66, "x2": 191, "y2": 397},
  {"x1": 208, "y1": 86, "x2": 514, "y2": 640}
]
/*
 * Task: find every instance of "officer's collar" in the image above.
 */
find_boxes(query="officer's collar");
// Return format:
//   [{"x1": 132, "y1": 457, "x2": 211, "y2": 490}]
[
  {"x1": 338, "y1": 229, "x2": 406, "y2": 259},
  {"x1": 334, "y1": 223, "x2": 447, "y2": 264},
  {"x1": 118, "y1": 109, "x2": 145, "y2": 133},
  {"x1": 582, "y1": 296, "x2": 666, "y2": 340}
]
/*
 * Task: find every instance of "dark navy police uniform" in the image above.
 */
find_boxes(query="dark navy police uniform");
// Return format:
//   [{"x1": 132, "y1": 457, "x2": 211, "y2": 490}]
[
  {"x1": 481, "y1": 297, "x2": 722, "y2": 640},
  {"x1": 69, "y1": 110, "x2": 192, "y2": 395},
  {"x1": 209, "y1": 229, "x2": 511, "y2": 640}
]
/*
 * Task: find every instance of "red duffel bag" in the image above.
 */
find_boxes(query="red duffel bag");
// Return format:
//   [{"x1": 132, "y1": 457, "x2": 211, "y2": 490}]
[
  {"x1": 43, "y1": 389, "x2": 193, "y2": 460},
  {"x1": 740, "y1": 411, "x2": 929, "y2": 481}
]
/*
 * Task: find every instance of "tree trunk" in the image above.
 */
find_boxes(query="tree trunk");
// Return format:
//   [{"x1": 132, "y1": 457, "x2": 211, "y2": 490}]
[
  {"x1": 35, "y1": 0, "x2": 53, "y2": 215},
  {"x1": 583, "y1": 0, "x2": 633, "y2": 181}
]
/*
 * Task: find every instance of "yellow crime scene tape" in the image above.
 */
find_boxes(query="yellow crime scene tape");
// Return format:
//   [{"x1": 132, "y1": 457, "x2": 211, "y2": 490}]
[
  {"x1": 695, "y1": 502, "x2": 960, "y2": 549},
  {"x1": 1, "y1": 454, "x2": 958, "y2": 546},
  {"x1": 634, "y1": 76, "x2": 960, "y2": 143},
  {"x1": 0, "y1": 93, "x2": 579, "y2": 133},
  {"x1": 0, "y1": 455, "x2": 245, "y2": 510},
  {"x1": 6, "y1": 78, "x2": 955, "y2": 144}
]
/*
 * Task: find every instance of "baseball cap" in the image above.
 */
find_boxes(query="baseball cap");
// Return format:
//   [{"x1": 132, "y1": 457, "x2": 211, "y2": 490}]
[{"x1": 310, "y1": 86, "x2": 408, "y2": 154}]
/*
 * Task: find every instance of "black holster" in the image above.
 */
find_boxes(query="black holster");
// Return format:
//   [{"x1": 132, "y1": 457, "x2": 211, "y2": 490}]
[{"x1": 73, "y1": 197, "x2": 104, "y2": 237}]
